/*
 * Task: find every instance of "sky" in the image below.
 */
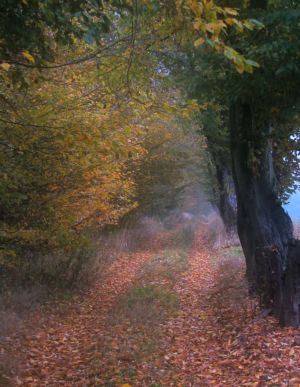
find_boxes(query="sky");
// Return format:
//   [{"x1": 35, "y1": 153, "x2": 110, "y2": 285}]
[{"x1": 284, "y1": 189, "x2": 300, "y2": 221}]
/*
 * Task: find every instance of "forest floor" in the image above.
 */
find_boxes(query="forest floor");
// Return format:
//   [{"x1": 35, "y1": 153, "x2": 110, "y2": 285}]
[{"x1": 2, "y1": 224, "x2": 300, "y2": 386}]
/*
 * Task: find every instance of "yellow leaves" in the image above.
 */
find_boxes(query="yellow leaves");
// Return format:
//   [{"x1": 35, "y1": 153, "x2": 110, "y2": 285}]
[
  {"x1": 191, "y1": 3, "x2": 237, "y2": 53},
  {"x1": 22, "y1": 50, "x2": 35, "y2": 63},
  {"x1": 0, "y1": 38, "x2": 209, "y2": 253},
  {"x1": 0, "y1": 62, "x2": 11, "y2": 71},
  {"x1": 189, "y1": 0, "x2": 203, "y2": 17},
  {"x1": 193, "y1": 19, "x2": 203, "y2": 30},
  {"x1": 121, "y1": 384, "x2": 132, "y2": 387},
  {"x1": 243, "y1": 20, "x2": 255, "y2": 31},
  {"x1": 224, "y1": 18, "x2": 236, "y2": 26},
  {"x1": 194, "y1": 37, "x2": 205, "y2": 47},
  {"x1": 223, "y1": 47, "x2": 259, "y2": 74},
  {"x1": 224, "y1": 7, "x2": 238, "y2": 16},
  {"x1": 186, "y1": 1, "x2": 262, "y2": 74},
  {"x1": 235, "y1": 64, "x2": 246, "y2": 74},
  {"x1": 205, "y1": 20, "x2": 226, "y2": 34},
  {"x1": 179, "y1": 99, "x2": 201, "y2": 119}
]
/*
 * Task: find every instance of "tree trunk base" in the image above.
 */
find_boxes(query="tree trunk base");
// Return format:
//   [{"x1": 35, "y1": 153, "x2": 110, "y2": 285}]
[{"x1": 281, "y1": 241, "x2": 300, "y2": 326}]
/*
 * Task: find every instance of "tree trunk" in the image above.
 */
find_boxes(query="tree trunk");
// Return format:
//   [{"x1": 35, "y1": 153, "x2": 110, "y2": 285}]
[
  {"x1": 251, "y1": 0, "x2": 267, "y2": 9},
  {"x1": 215, "y1": 163, "x2": 236, "y2": 234},
  {"x1": 229, "y1": 101, "x2": 300, "y2": 326}
]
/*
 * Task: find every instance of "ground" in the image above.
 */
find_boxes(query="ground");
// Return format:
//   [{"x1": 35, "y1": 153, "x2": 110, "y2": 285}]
[{"x1": 1, "y1": 224, "x2": 300, "y2": 386}]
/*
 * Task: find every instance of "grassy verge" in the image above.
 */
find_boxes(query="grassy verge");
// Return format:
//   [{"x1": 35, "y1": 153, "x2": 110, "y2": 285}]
[
  {"x1": 208, "y1": 243, "x2": 259, "y2": 327},
  {"x1": 209, "y1": 244, "x2": 243, "y2": 267}
]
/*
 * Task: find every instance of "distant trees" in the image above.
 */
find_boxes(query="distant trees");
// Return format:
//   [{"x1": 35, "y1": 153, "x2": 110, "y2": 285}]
[
  {"x1": 128, "y1": 113, "x2": 210, "y2": 217},
  {"x1": 168, "y1": 46, "x2": 237, "y2": 232}
]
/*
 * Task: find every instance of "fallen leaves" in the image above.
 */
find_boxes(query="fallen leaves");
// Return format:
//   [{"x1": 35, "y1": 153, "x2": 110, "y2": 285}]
[
  {"x1": 2, "y1": 225, "x2": 300, "y2": 386},
  {"x1": 2, "y1": 249, "x2": 152, "y2": 386},
  {"x1": 152, "y1": 229, "x2": 300, "y2": 386}
]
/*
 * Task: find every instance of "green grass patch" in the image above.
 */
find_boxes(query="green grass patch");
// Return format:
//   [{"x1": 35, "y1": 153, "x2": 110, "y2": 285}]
[
  {"x1": 209, "y1": 245, "x2": 244, "y2": 267},
  {"x1": 222, "y1": 245, "x2": 244, "y2": 258},
  {"x1": 139, "y1": 248, "x2": 189, "y2": 285},
  {"x1": 99, "y1": 242, "x2": 190, "y2": 385},
  {"x1": 116, "y1": 285, "x2": 179, "y2": 324}
]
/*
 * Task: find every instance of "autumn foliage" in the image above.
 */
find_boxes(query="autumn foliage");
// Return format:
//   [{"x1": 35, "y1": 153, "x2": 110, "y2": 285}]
[{"x1": 2, "y1": 1, "x2": 300, "y2": 384}]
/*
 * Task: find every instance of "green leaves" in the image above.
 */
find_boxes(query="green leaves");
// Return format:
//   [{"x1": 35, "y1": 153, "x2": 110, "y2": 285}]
[
  {"x1": 0, "y1": 0, "x2": 131, "y2": 88},
  {"x1": 224, "y1": 48, "x2": 260, "y2": 74},
  {"x1": 248, "y1": 18, "x2": 264, "y2": 29},
  {"x1": 189, "y1": 2, "x2": 263, "y2": 74}
]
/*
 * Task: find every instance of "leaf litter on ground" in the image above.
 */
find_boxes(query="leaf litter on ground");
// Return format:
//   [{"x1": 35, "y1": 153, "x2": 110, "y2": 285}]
[{"x1": 1, "y1": 224, "x2": 300, "y2": 386}]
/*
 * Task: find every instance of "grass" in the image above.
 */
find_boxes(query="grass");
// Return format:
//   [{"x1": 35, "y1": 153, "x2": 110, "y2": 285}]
[
  {"x1": 115, "y1": 285, "x2": 179, "y2": 324},
  {"x1": 99, "y1": 236, "x2": 192, "y2": 385},
  {"x1": 139, "y1": 248, "x2": 189, "y2": 286},
  {"x1": 209, "y1": 244, "x2": 244, "y2": 267},
  {"x1": 222, "y1": 245, "x2": 244, "y2": 258},
  {"x1": 112, "y1": 246, "x2": 189, "y2": 325}
]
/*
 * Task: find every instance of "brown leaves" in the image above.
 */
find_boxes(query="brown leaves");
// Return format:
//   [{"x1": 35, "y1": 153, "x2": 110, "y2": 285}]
[
  {"x1": 3, "y1": 225, "x2": 300, "y2": 386},
  {"x1": 3, "y1": 249, "x2": 152, "y2": 386},
  {"x1": 154, "y1": 231, "x2": 300, "y2": 386}
]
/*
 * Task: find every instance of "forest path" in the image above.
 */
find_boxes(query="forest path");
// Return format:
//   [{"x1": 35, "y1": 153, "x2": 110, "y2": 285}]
[
  {"x1": 3, "y1": 247, "x2": 154, "y2": 386},
  {"x1": 157, "y1": 229, "x2": 300, "y2": 386},
  {"x1": 3, "y1": 225, "x2": 300, "y2": 386}
]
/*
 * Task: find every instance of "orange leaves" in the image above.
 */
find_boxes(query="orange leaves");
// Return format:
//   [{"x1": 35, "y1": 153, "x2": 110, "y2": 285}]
[
  {"x1": 0, "y1": 62, "x2": 11, "y2": 71},
  {"x1": 3, "y1": 247, "x2": 152, "y2": 386},
  {"x1": 224, "y1": 7, "x2": 238, "y2": 16},
  {"x1": 205, "y1": 20, "x2": 226, "y2": 34},
  {"x1": 21, "y1": 50, "x2": 35, "y2": 63},
  {"x1": 189, "y1": 0, "x2": 204, "y2": 17},
  {"x1": 194, "y1": 36, "x2": 206, "y2": 47},
  {"x1": 2, "y1": 44, "x2": 160, "y2": 240},
  {"x1": 186, "y1": 1, "x2": 261, "y2": 74},
  {"x1": 4, "y1": 224, "x2": 300, "y2": 385}
]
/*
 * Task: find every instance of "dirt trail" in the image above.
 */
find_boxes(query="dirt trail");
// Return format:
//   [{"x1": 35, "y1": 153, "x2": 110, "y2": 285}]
[
  {"x1": 2, "y1": 226, "x2": 300, "y2": 386},
  {"x1": 160, "y1": 235, "x2": 220, "y2": 385}
]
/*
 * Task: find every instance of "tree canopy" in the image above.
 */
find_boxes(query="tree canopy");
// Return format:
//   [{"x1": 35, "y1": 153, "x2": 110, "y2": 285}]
[{"x1": 1, "y1": 0, "x2": 300, "y2": 326}]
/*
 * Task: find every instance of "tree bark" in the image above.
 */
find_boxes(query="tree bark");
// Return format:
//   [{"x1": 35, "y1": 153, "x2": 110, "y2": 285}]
[
  {"x1": 229, "y1": 100, "x2": 300, "y2": 326},
  {"x1": 215, "y1": 163, "x2": 236, "y2": 234},
  {"x1": 251, "y1": 0, "x2": 267, "y2": 9}
]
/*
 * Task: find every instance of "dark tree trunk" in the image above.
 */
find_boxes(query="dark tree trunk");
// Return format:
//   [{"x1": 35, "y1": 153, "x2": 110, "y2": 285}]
[
  {"x1": 251, "y1": 0, "x2": 268, "y2": 9},
  {"x1": 229, "y1": 101, "x2": 300, "y2": 326},
  {"x1": 215, "y1": 163, "x2": 236, "y2": 234}
]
